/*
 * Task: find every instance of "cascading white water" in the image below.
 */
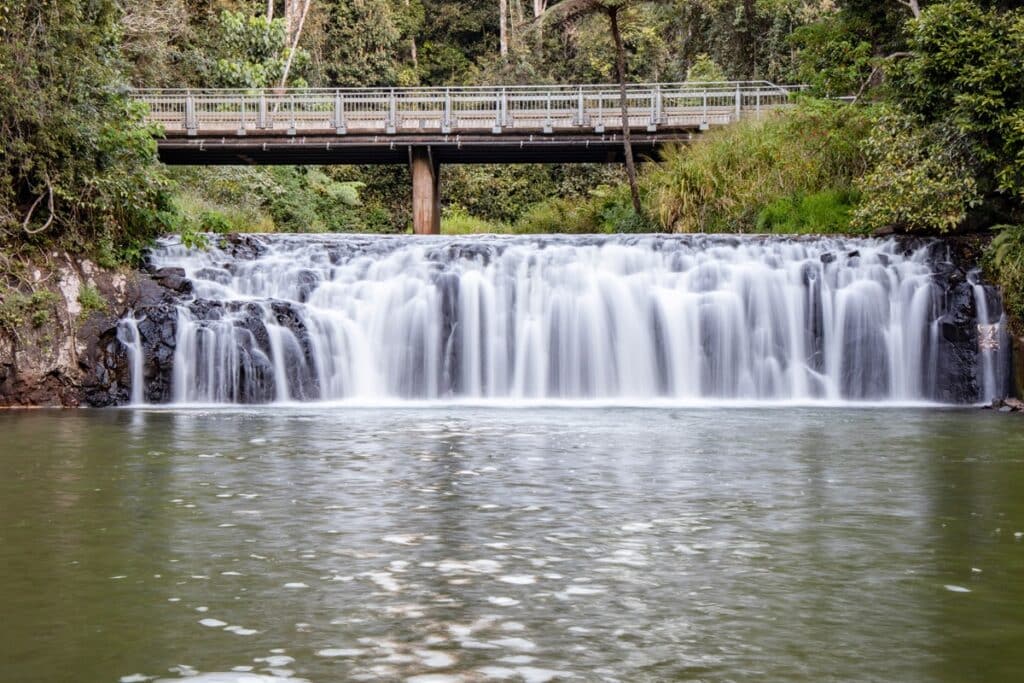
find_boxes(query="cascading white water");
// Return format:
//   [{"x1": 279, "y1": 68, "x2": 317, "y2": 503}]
[
  {"x1": 126, "y1": 234, "x2": 1003, "y2": 404},
  {"x1": 116, "y1": 315, "x2": 146, "y2": 405},
  {"x1": 970, "y1": 271, "x2": 1009, "y2": 402}
]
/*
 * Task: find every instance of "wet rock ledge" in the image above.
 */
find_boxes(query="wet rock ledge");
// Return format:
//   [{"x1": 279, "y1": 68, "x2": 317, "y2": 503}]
[
  {"x1": 985, "y1": 398, "x2": 1024, "y2": 414},
  {"x1": 0, "y1": 253, "x2": 179, "y2": 407}
]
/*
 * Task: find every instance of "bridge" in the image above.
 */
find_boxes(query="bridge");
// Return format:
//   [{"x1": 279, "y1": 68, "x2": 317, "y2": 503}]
[{"x1": 133, "y1": 82, "x2": 803, "y2": 233}]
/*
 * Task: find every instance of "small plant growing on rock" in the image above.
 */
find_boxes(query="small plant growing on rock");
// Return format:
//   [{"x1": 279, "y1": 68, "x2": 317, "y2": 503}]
[
  {"x1": 985, "y1": 225, "x2": 1024, "y2": 335},
  {"x1": 77, "y1": 285, "x2": 108, "y2": 319},
  {"x1": 0, "y1": 288, "x2": 58, "y2": 333}
]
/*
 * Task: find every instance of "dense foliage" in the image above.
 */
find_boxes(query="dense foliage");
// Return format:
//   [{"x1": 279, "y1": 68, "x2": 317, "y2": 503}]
[
  {"x1": 645, "y1": 100, "x2": 873, "y2": 233},
  {"x1": 853, "y1": 1, "x2": 1024, "y2": 233},
  {"x1": 985, "y1": 225, "x2": 1024, "y2": 335},
  {"x1": 0, "y1": 1, "x2": 174, "y2": 263},
  {"x1": 2, "y1": 2, "x2": 1023, "y2": 249}
]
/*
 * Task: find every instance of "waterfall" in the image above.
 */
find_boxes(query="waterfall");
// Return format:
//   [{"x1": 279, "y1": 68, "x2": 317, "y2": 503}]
[
  {"x1": 124, "y1": 234, "x2": 1008, "y2": 405},
  {"x1": 970, "y1": 270, "x2": 1009, "y2": 403},
  {"x1": 116, "y1": 315, "x2": 146, "y2": 405}
]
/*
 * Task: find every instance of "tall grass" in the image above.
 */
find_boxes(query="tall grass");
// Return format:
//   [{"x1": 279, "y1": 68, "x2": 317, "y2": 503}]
[
  {"x1": 441, "y1": 206, "x2": 511, "y2": 235},
  {"x1": 756, "y1": 189, "x2": 861, "y2": 234},
  {"x1": 644, "y1": 99, "x2": 874, "y2": 233},
  {"x1": 173, "y1": 191, "x2": 276, "y2": 234},
  {"x1": 514, "y1": 197, "x2": 599, "y2": 234}
]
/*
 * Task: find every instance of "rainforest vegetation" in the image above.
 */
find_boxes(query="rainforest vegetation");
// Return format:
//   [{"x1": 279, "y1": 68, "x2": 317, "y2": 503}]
[{"x1": 1, "y1": 0, "x2": 1023, "y2": 316}]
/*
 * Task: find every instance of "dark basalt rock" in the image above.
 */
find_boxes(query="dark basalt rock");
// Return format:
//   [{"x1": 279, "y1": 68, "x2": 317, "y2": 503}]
[
  {"x1": 221, "y1": 233, "x2": 269, "y2": 261},
  {"x1": 194, "y1": 267, "x2": 232, "y2": 286},
  {"x1": 79, "y1": 268, "x2": 185, "y2": 407},
  {"x1": 985, "y1": 398, "x2": 1024, "y2": 413},
  {"x1": 294, "y1": 269, "x2": 320, "y2": 303},
  {"x1": 152, "y1": 267, "x2": 192, "y2": 294},
  {"x1": 934, "y1": 282, "x2": 981, "y2": 404}
]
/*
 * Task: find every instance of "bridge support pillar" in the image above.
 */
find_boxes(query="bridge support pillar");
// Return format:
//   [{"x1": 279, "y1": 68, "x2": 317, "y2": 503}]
[{"x1": 411, "y1": 147, "x2": 441, "y2": 235}]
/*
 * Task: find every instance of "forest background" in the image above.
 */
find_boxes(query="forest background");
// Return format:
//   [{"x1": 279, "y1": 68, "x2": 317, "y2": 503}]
[{"x1": 1, "y1": 0, "x2": 1023, "y2": 321}]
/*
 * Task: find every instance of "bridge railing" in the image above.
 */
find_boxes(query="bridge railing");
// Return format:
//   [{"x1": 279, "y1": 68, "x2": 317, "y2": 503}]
[{"x1": 132, "y1": 82, "x2": 807, "y2": 136}]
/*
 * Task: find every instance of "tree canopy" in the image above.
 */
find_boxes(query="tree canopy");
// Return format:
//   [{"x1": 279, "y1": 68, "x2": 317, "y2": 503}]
[{"x1": 2, "y1": 0, "x2": 1024, "y2": 259}]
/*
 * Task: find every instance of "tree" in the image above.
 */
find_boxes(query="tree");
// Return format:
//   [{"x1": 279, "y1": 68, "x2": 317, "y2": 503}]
[
  {"x1": 548, "y1": 0, "x2": 650, "y2": 214},
  {"x1": 278, "y1": 0, "x2": 312, "y2": 87},
  {"x1": 417, "y1": 0, "x2": 499, "y2": 85},
  {"x1": 405, "y1": 0, "x2": 421, "y2": 71},
  {"x1": 790, "y1": 11, "x2": 874, "y2": 97},
  {"x1": 0, "y1": 0, "x2": 172, "y2": 259},
  {"x1": 120, "y1": 0, "x2": 190, "y2": 86},
  {"x1": 892, "y1": 1, "x2": 1024, "y2": 204},
  {"x1": 210, "y1": 10, "x2": 308, "y2": 88},
  {"x1": 686, "y1": 53, "x2": 725, "y2": 82},
  {"x1": 897, "y1": 0, "x2": 922, "y2": 19},
  {"x1": 855, "y1": 0, "x2": 1024, "y2": 232},
  {"x1": 320, "y1": 0, "x2": 404, "y2": 86}
]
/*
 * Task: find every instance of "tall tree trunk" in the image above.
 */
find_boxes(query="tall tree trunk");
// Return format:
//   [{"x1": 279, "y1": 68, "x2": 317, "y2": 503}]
[
  {"x1": 609, "y1": 8, "x2": 642, "y2": 215},
  {"x1": 742, "y1": 0, "x2": 756, "y2": 79},
  {"x1": 898, "y1": 0, "x2": 922, "y2": 19},
  {"x1": 534, "y1": 0, "x2": 547, "y2": 44},
  {"x1": 405, "y1": 0, "x2": 419, "y2": 71},
  {"x1": 279, "y1": 0, "x2": 311, "y2": 88},
  {"x1": 267, "y1": 0, "x2": 275, "y2": 21},
  {"x1": 284, "y1": 0, "x2": 304, "y2": 46},
  {"x1": 500, "y1": 0, "x2": 509, "y2": 56}
]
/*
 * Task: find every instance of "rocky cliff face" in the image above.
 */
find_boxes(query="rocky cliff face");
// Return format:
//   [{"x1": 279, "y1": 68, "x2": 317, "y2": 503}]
[{"x1": 0, "y1": 253, "x2": 176, "y2": 407}]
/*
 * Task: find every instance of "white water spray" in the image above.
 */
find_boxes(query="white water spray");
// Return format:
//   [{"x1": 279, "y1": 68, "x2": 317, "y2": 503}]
[
  {"x1": 116, "y1": 315, "x2": 146, "y2": 405},
  {"x1": 123, "y1": 234, "x2": 1005, "y2": 404},
  {"x1": 970, "y1": 271, "x2": 1008, "y2": 403}
]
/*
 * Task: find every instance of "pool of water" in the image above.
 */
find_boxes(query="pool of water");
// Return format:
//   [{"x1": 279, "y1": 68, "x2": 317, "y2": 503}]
[{"x1": 2, "y1": 406, "x2": 1023, "y2": 682}]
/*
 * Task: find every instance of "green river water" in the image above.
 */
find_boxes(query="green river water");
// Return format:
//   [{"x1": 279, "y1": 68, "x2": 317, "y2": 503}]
[{"x1": 1, "y1": 406, "x2": 1023, "y2": 682}]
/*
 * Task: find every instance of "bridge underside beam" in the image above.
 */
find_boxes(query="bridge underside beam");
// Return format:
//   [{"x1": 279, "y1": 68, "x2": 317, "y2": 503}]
[{"x1": 154, "y1": 132, "x2": 694, "y2": 166}]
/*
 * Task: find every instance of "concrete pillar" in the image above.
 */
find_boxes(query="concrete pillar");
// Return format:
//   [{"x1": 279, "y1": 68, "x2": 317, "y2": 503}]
[{"x1": 411, "y1": 147, "x2": 440, "y2": 235}]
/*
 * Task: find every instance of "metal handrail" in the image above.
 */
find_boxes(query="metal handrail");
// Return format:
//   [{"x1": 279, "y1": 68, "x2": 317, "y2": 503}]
[{"x1": 132, "y1": 81, "x2": 801, "y2": 95}]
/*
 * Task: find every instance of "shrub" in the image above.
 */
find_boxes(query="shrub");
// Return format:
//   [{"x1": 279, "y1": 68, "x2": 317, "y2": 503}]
[
  {"x1": 443, "y1": 165, "x2": 623, "y2": 226},
  {"x1": 441, "y1": 206, "x2": 510, "y2": 235},
  {"x1": 589, "y1": 185, "x2": 660, "y2": 233},
  {"x1": 1, "y1": 3, "x2": 174, "y2": 263},
  {"x1": 77, "y1": 285, "x2": 108, "y2": 319},
  {"x1": 514, "y1": 198, "x2": 599, "y2": 234},
  {"x1": 757, "y1": 189, "x2": 862, "y2": 235},
  {"x1": 853, "y1": 112, "x2": 980, "y2": 233},
  {"x1": 0, "y1": 288, "x2": 58, "y2": 333}
]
